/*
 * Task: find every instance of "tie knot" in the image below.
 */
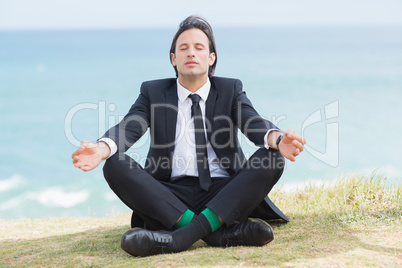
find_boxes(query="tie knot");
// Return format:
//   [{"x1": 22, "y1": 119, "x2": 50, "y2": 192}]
[{"x1": 189, "y1": 94, "x2": 201, "y2": 104}]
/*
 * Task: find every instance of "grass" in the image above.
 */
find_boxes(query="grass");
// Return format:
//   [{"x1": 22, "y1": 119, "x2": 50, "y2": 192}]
[{"x1": 0, "y1": 172, "x2": 401, "y2": 267}]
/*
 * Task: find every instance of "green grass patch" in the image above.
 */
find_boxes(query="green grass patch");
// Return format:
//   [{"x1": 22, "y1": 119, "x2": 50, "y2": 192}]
[{"x1": 1, "y1": 172, "x2": 401, "y2": 267}]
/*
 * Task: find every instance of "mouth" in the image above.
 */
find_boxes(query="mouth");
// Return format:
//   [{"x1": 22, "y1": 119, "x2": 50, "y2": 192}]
[{"x1": 185, "y1": 61, "x2": 198, "y2": 66}]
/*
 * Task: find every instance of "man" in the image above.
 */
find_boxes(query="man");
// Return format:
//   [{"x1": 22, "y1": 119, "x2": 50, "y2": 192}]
[{"x1": 72, "y1": 16, "x2": 305, "y2": 257}]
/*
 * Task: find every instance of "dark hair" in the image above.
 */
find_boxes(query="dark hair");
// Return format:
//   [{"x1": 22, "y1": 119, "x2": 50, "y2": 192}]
[{"x1": 170, "y1": 16, "x2": 217, "y2": 77}]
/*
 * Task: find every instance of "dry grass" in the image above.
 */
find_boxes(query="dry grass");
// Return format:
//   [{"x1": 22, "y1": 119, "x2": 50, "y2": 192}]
[{"x1": 0, "y1": 172, "x2": 401, "y2": 267}]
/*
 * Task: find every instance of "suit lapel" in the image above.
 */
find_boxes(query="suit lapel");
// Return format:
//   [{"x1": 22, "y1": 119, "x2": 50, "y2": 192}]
[
  {"x1": 165, "y1": 82, "x2": 178, "y2": 156},
  {"x1": 205, "y1": 80, "x2": 217, "y2": 141}
]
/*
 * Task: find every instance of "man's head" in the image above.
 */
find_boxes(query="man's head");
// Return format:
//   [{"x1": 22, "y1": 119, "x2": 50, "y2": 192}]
[{"x1": 170, "y1": 16, "x2": 217, "y2": 78}]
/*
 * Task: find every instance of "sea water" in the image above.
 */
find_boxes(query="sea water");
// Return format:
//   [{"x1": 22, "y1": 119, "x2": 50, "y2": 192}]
[{"x1": 1, "y1": 27, "x2": 401, "y2": 219}]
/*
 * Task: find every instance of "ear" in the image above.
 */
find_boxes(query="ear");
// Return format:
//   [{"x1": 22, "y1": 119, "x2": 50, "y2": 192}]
[
  {"x1": 170, "y1": 53, "x2": 177, "y2": 66},
  {"x1": 209, "y1": 52, "x2": 216, "y2": 66}
]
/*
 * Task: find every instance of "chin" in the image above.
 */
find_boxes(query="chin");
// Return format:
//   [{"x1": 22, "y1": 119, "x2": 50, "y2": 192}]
[{"x1": 180, "y1": 70, "x2": 207, "y2": 78}]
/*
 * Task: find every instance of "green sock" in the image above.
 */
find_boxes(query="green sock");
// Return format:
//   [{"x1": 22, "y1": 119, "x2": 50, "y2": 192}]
[
  {"x1": 176, "y1": 209, "x2": 195, "y2": 228},
  {"x1": 201, "y1": 208, "x2": 222, "y2": 232}
]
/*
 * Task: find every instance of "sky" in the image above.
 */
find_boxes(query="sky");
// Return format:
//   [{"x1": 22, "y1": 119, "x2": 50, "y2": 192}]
[{"x1": 1, "y1": 0, "x2": 402, "y2": 30}]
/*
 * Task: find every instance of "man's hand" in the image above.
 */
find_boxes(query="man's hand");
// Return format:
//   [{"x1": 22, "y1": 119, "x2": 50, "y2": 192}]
[
  {"x1": 277, "y1": 129, "x2": 306, "y2": 161},
  {"x1": 72, "y1": 141, "x2": 111, "y2": 171}
]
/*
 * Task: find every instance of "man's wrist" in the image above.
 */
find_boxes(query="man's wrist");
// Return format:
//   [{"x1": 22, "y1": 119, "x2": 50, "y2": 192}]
[
  {"x1": 276, "y1": 134, "x2": 283, "y2": 149},
  {"x1": 97, "y1": 138, "x2": 117, "y2": 159},
  {"x1": 267, "y1": 130, "x2": 284, "y2": 150},
  {"x1": 97, "y1": 141, "x2": 111, "y2": 160}
]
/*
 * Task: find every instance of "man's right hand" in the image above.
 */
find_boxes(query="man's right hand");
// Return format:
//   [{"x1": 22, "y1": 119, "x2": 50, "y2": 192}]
[{"x1": 72, "y1": 141, "x2": 111, "y2": 171}]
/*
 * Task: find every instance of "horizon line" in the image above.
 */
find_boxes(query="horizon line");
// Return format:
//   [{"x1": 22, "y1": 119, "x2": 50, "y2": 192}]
[{"x1": 2, "y1": 23, "x2": 402, "y2": 32}]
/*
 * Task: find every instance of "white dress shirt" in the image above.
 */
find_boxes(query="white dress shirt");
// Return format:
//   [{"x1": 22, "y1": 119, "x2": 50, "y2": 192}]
[
  {"x1": 100, "y1": 78, "x2": 275, "y2": 179},
  {"x1": 171, "y1": 78, "x2": 229, "y2": 178}
]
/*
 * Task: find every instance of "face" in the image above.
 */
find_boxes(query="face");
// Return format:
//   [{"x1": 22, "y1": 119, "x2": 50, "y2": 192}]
[{"x1": 170, "y1": 28, "x2": 216, "y2": 80}]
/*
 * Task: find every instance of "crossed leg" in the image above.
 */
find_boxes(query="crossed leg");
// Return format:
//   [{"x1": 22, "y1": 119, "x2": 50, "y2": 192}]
[{"x1": 103, "y1": 148, "x2": 284, "y2": 256}]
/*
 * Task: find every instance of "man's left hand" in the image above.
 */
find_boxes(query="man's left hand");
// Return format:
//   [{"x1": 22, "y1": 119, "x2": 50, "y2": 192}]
[{"x1": 278, "y1": 129, "x2": 306, "y2": 161}]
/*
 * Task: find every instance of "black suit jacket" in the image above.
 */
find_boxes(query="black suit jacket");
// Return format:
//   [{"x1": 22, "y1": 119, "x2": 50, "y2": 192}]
[{"x1": 102, "y1": 76, "x2": 289, "y2": 222}]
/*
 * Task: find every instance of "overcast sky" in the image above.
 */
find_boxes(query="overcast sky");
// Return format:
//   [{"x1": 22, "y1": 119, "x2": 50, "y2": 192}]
[{"x1": 1, "y1": 0, "x2": 402, "y2": 30}]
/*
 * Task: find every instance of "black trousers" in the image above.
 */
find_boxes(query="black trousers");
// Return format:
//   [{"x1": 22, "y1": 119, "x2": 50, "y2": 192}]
[{"x1": 103, "y1": 148, "x2": 285, "y2": 231}]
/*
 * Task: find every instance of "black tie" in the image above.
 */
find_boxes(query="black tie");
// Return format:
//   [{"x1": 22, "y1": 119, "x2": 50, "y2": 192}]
[{"x1": 189, "y1": 94, "x2": 211, "y2": 191}]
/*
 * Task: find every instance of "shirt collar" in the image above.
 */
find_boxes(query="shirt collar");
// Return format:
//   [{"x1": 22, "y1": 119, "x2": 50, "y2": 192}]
[{"x1": 177, "y1": 78, "x2": 211, "y2": 103}]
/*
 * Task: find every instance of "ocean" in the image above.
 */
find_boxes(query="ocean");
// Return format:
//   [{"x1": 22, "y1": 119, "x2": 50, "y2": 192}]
[{"x1": 1, "y1": 27, "x2": 401, "y2": 219}]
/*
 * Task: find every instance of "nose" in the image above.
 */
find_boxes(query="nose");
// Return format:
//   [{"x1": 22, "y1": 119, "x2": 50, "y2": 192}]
[{"x1": 187, "y1": 48, "x2": 195, "y2": 58}]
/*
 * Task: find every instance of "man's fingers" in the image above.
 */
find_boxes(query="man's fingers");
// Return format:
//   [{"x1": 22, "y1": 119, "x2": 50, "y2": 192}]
[
  {"x1": 71, "y1": 147, "x2": 84, "y2": 159},
  {"x1": 298, "y1": 135, "x2": 307, "y2": 145},
  {"x1": 293, "y1": 140, "x2": 304, "y2": 152},
  {"x1": 297, "y1": 134, "x2": 306, "y2": 145},
  {"x1": 80, "y1": 140, "x2": 99, "y2": 151},
  {"x1": 287, "y1": 154, "x2": 296, "y2": 162},
  {"x1": 80, "y1": 140, "x2": 88, "y2": 146},
  {"x1": 288, "y1": 132, "x2": 306, "y2": 145},
  {"x1": 72, "y1": 141, "x2": 99, "y2": 172},
  {"x1": 74, "y1": 160, "x2": 82, "y2": 168},
  {"x1": 80, "y1": 165, "x2": 92, "y2": 172},
  {"x1": 284, "y1": 129, "x2": 294, "y2": 139},
  {"x1": 73, "y1": 140, "x2": 93, "y2": 159},
  {"x1": 73, "y1": 159, "x2": 91, "y2": 171},
  {"x1": 284, "y1": 129, "x2": 306, "y2": 147}
]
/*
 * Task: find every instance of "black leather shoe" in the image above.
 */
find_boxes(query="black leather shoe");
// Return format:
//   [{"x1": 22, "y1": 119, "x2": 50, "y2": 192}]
[
  {"x1": 121, "y1": 228, "x2": 174, "y2": 257},
  {"x1": 203, "y1": 218, "x2": 274, "y2": 247}
]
